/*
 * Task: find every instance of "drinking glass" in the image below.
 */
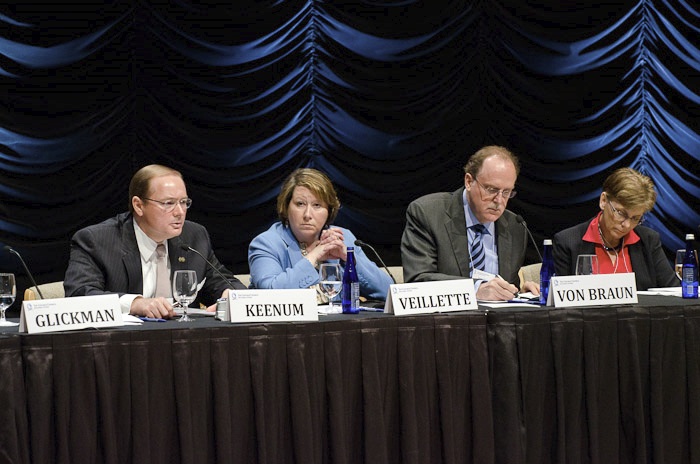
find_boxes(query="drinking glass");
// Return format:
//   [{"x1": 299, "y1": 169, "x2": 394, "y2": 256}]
[
  {"x1": 172, "y1": 270, "x2": 198, "y2": 322},
  {"x1": 319, "y1": 263, "x2": 342, "y2": 314},
  {"x1": 675, "y1": 249, "x2": 686, "y2": 280},
  {"x1": 576, "y1": 254, "x2": 599, "y2": 276},
  {"x1": 0, "y1": 273, "x2": 18, "y2": 327}
]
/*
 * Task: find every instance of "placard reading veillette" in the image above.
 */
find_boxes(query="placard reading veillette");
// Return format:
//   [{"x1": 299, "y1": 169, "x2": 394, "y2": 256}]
[
  {"x1": 20, "y1": 294, "x2": 123, "y2": 334},
  {"x1": 384, "y1": 279, "x2": 478, "y2": 315},
  {"x1": 548, "y1": 272, "x2": 637, "y2": 307},
  {"x1": 227, "y1": 288, "x2": 318, "y2": 323}
]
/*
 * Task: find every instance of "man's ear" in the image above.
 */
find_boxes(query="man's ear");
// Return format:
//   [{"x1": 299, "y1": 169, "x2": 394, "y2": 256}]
[
  {"x1": 464, "y1": 173, "x2": 473, "y2": 190},
  {"x1": 132, "y1": 196, "x2": 144, "y2": 217}
]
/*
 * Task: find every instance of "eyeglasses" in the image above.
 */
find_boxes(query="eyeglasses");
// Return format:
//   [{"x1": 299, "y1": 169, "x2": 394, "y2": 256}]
[
  {"x1": 607, "y1": 200, "x2": 645, "y2": 225},
  {"x1": 473, "y1": 177, "x2": 517, "y2": 200},
  {"x1": 143, "y1": 197, "x2": 192, "y2": 212}
]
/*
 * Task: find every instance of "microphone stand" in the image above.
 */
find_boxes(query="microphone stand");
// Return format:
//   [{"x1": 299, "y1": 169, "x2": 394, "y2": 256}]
[
  {"x1": 179, "y1": 243, "x2": 243, "y2": 290},
  {"x1": 354, "y1": 240, "x2": 397, "y2": 284},
  {"x1": 515, "y1": 216, "x2": 543, "y2": 262},
  {"x1": 4, "y1": 246, "x2": 44, "y2": 299}
]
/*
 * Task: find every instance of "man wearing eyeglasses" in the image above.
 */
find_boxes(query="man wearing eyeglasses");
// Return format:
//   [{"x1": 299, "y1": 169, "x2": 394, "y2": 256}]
[
  {"x1": 552, "y1": 167, "x2": 678, "y2": 290},
  {"x1": 401, "y1": 145, "x2": 539, "y2": 301},
  {"x1": 64, "y1": 164, "x2": 246, "y2": 318}
]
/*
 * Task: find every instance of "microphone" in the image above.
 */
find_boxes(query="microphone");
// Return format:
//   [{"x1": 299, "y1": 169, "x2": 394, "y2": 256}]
[
  {"x1": 179, "y1": 243, "x2": 243, "y2": 289},
  {"x1": 354, "y1": 239, "x2": 396, "y2": 284},
  {"x1": 515, "y1": 215, "x2": 544, "y2": 262},
  {"x1": 4, "y1": 245, "x2": 45, "y2": 299}
]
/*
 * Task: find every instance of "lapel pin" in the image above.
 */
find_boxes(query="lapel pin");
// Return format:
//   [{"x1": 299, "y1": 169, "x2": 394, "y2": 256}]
[{"x1": 178, "y1": 256, "x2": 186, "y2": 263}]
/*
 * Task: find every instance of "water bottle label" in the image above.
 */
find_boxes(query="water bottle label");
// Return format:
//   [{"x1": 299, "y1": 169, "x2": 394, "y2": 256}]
[
  {"x1": 682, "y1": 266, "x2": 698, "y2": 298},
  {"x1": 351, "y1": 282, "x2": 360, "y2": 308},
  {"x1": 682, "y1": 267, "x2": 697, "y2": 283}
]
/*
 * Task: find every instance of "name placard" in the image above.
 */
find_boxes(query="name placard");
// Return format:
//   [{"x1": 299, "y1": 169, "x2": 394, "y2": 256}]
[
  {"x1": 384, "y1": 279, "x2": 478, "y2": 315},
  {"x1": 227, "y1": 289, "x2": 318, "y2": 323},
  {"x1": 20, "y1": 294, "x2": 123, "y2": 334},
  {"x1": 549, "y1": 273, "x2": 638, "y2": 307}
]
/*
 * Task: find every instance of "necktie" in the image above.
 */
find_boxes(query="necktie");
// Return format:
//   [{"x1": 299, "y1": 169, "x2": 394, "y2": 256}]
[
  {"x1": 154, "y1": 243, "x2": 171, "y2": 298},
  {"x1": 470, "y1": 224, "x2": 487, "y2": 271}
]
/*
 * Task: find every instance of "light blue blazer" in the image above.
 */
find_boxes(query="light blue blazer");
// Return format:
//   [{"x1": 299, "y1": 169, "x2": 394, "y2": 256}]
[{"x1": 248, "y1": 222, "x2": 393, "y2": 300}]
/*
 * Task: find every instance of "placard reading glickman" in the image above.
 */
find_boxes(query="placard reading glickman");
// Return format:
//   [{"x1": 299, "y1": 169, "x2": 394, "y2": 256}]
[{"x1": 20, "y1": 294, "x2": 123, "y2": 333}]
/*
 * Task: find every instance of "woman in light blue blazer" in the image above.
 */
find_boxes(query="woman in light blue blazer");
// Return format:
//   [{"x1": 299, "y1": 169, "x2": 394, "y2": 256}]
[{"x1": 248, "y1": 168, "x2": 393, "y2": 300}]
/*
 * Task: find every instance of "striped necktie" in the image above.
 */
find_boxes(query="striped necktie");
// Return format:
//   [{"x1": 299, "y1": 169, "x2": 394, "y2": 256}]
[
  {"x1": 154, "y1": 243, "x2": 171, "y2": 298},
  {"x1": 470, "y1": 224, "x2": 487, "y2": 271}
]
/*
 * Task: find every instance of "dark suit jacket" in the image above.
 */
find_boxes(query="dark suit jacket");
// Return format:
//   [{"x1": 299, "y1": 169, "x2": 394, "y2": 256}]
[
  {"x1": 401, "y1": 187, "x2": 528, "y2": 285},
  {"x1": 64, "y1": 212, "x2": 246, "y2": 306},
  {"x1": 552, "y1": 219, "x2": 679, "y2": 290}
]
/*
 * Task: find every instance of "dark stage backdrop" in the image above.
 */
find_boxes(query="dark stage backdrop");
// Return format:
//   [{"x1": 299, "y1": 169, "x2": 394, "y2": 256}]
[{"x1": 1, "y1": 1, "x2": 699, "y2": 303}]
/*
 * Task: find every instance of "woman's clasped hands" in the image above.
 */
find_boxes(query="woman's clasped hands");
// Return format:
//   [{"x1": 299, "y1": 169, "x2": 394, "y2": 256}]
[{"x1": 305, "y1": 227, "x2": 346, "y2": 265}]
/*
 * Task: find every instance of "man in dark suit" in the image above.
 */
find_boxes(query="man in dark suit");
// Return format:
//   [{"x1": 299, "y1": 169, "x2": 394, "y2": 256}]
[
  {"x1": 401, "y1": 146, "x2": 539, "y2": 301},
  {"x1": 64, "y1": 164, "x2": 246, "y2": 318}
]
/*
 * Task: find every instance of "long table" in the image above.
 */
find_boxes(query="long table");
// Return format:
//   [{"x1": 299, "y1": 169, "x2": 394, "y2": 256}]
[{"x1": 1, "y1": 295, "x2": 699, "y2": 464}]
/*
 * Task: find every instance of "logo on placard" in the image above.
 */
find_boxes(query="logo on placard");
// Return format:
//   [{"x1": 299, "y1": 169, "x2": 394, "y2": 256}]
[
  {"x1": 229, "y1": 292, "x2": 237, "y2": 300},
  {"x1": 26, "y1": 303, "x2": 33, "y2": 310},
  {"x1": 392, "y1": 287, "x2": 397, "y2": 294},
  {"x1": 552, "y1": 277, "x2": 560, "y2": 285}
]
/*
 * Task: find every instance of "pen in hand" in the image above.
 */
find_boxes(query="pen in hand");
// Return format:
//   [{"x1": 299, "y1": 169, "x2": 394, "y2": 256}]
[{"x1": 496, "y1": 274, "x2": 519, "y2": 298}]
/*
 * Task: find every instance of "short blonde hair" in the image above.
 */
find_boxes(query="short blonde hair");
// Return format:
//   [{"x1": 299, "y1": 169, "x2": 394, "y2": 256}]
[
  {"x1": 129, "y1": 165, "x2": 183, "y2": 213},
  {"x1": 277, "y1": 168, "x2": 340, "y2": 225},
  {"x1": 603, "y1": 167, "x2": 656, "y2": 212}
]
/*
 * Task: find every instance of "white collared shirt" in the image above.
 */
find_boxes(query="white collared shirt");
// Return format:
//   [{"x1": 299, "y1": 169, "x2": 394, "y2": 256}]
[{"x1": 118, "y1": 221, "x2": 170, "y2": 313}]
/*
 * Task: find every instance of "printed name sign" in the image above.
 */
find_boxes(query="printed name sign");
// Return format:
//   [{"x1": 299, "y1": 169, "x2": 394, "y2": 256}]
[
  {"x1": 20, "y1": 294, "x2": 123, "y2": 334},
  {"x1": 548, "y1": 273, "x2": 638, "y2": 308},
  {"x1": 227, "y1": 289, "x2": 318, "y2": 323},
  {"x1": 384, "y1": 279, "x2": 478, "y2": 315}
]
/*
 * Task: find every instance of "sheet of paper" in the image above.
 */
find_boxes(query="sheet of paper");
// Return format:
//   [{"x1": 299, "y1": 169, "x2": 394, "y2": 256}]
[
  {"x1": 639, "y1": 287, "x2": 683, "y2": 297},
  {"x1": 478, "y1": 301, "x2": 542, "y2": 308},
  {"x1": 477, "y1": 292, "x2": 541, "y2": 307},
  {"x1": 317, "y1": 304, "x2": 342, "y2": 315},
  {"x1": 122, "y1": 314, "x2": 144, "y2": 325}
]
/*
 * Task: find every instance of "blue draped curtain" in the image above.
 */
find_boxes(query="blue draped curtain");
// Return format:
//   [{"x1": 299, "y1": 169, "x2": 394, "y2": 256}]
[{"x1": 1, "y1": 0, "x2": 699, "y2": 295}]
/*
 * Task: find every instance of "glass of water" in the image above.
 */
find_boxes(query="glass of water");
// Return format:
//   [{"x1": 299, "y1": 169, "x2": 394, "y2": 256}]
[
  {"x1": 319, "y1": 263, "x2": 342, "y2": 314},
  {"x1": 172, "y1": 270, "x2": 198, "y2": 322},
  {"x1": 576, "y1": 254, "x2": 599, "y2": 276},
  {"x1": 675, "y1": 249, "x2": 686, "y2": 280},
  {"x1": 0, "y1": 273, "x2": 18, "y2": 326}
]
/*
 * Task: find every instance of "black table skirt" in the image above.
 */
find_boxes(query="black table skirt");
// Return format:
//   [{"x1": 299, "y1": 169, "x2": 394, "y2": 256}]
[{"x1": 1, "y1": 298, "x2": 700, "y2": 464}]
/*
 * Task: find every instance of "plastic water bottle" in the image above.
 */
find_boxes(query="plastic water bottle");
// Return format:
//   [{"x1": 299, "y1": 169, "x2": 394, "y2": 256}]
[
  {"x1": 682, "y1": 234, "x2": 698, "y2": 299},
  {"x1": 540, "y1": 239, "x2": 555, "y2": 305},
  {"x1": 342, "y1": 247, "x2": 360, "y2": 313}
]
